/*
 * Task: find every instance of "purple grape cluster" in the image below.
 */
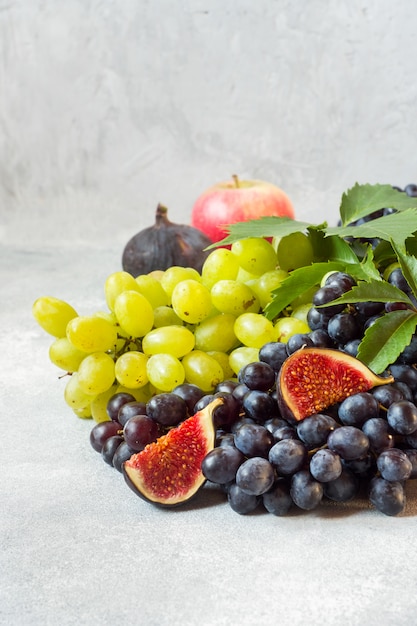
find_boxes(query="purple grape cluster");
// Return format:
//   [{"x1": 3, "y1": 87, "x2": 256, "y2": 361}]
[
  {"x1": 200, "y1": 357, "x2": 417, "y2": 517},
  {"x1": 89, "y1": 384, "x2": 207, "y2": 471},
  {"x1": 306, "y1": 269, "x2": 417, "y2": 358},
  {"x1": 198, "y1": 259, "x2": 417, "y2": 517}
]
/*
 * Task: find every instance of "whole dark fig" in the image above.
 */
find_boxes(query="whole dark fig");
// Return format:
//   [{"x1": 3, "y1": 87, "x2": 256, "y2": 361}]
[{"x1": 122, "y1": 204, "x2": 212, "y2": 276}]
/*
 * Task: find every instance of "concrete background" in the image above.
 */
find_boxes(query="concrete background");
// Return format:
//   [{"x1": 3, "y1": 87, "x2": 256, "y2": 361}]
[
  {"x1": 3, "y1": 5, "x2": 417, "y2": 623},
  {"x1": 1, "y1": 0, "x2": 416, "y2": 248}
]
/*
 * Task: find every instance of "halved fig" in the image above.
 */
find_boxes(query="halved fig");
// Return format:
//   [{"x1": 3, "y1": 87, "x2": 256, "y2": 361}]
[
  {"x1": 123, "y1": 398, "x2": 222, "y2": 506},
  {"x1": 277, "y1": 347, "x2": 394, "y2": 422}
]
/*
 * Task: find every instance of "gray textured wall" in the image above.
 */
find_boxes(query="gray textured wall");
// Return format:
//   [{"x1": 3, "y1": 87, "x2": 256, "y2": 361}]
[{"x1": 1, "y1": 0, "x2": 416, "y2": 248}]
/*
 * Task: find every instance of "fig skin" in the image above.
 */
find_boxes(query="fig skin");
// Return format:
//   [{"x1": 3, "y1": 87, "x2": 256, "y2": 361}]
[
  {"x1": 122, "y1": 398, "x2": 222, "y2": 507},
  {"x1": 277, "y1": 347, "x2": 394, "y2": 422},
  {"x1": 122, "y1": 204, "x2": 212, "y2": 276}
]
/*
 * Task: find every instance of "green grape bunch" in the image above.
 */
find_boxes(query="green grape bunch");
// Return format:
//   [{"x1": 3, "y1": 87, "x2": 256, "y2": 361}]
[{"x1": 32, "y1": 237, "x2": 298, "y2": 422}]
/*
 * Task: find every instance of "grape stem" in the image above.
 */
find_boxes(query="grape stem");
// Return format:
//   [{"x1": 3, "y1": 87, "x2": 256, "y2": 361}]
[
  {"x1": 307, "y1": 443, "x2": 328, "y2": 457},
  {"x1": 114, "y1": 336, "x2": 142, "y2": 358}
]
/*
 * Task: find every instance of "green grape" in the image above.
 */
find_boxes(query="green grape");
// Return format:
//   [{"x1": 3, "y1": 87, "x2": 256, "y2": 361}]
[
  {"x1": 94, "y1": 310, "x2": 117, "y2": 323},
  {"x1": 77, "y1": 352, "x2": 116, "y2": 395},
  {"x1": 292, "y1": 303, "x2": 312, "y2": 324},
  {"x1": 148, "y1": 384, "x2": 166, "y2": 396},
  {"x1": 274, "y1": 231, "x2": 314, "y2": 271},
  {"x1": 382, "y1": 262, "x2": 401, "y2": 282},
  {"x1": 210, "y1": 280, "x2": 260, "y2": 316},
  {"x1": 115, "y1": 351, "x2": 149, "y2": 388},
  {"x1": 201, "y1": 248, "x2": 240, "y2": 288},
  {"x1": 153, "y1": 305, "x2": 184, "y2": 328},
  {"x1": 90, "y1": 385, "x2": 119, "y2": 423},
  {"x1": 32, "y1": 296, "x2": 78, "y2": 338},
  {"x1": 236, "y1": 267, "x2": 259, "y2": 283},
  {"x1": 171, "y1": 279, "x2": 213, "y2": 324},
  {"x1": 48, "y1": 337, "x2": 86, "y2": 372},
  {"x1": 251, "y1": 269, "x2": 289, "y2": 309},
  {"x1": 207, "y1": 351, "x2": 235, "y2": 380},
  {"x1": 64, "y1": 372, "x2": 94, "y2": 411},
  {"x1": 67, "y1": 315, "x2": 118, "y2": 353},
  {"x1": 234, "y1": 313, "x2": 277, "y2": 348},
  {"x1": 116, "y1": 383, "x2": 153, "y2": 403},
  {"x1": 181, "y1": 350, "x2": 224, "y2": 392},
  {"x1": 229, "y1": 346, "x2": 259, "y2": 375},
  {"x1": 72, "y1": 405, "x2": 92, "y2": 419},
  {"x1": 147, "y1": 269, "x2": 164, "y2": 281},
  {"x1": 194, "y1": 313, "x2": 238, "y2": 353},
  {"x1": 320, "y1": 271, "x2": 338, "y2": 287},
  {"x1": 160, "y1": 266, "x2": 201, "y2": 302},
  {"x1": 105, "y1": 271, "x2": 140, "y2": 311},
  {"x1": 95, "y1": 310, "x2": 131, "y2": 340},
  {"x1": 114, "y1": 290, "x2": 154, "y2": 338},
  {"x1": 231, "y1": 237, "x2": 278, "y2": 276},
  {"x1": 275, "y1": 316, "x2": 310, "y2": 342},
  {"x1": 142, "y1": 325, "x2": 195, "y2": 358},
  {"x1": 146, "y1": 353, "x2": 185, "y2": 391},
  {"x1": 135, "y1": 274, "x2": 169, "y2": 308}
]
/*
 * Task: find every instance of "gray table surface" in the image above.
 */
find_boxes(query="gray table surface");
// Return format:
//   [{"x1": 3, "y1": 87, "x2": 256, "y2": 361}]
[{"x1": 2, "y1": 244, "x2": 417, "y2": 626}]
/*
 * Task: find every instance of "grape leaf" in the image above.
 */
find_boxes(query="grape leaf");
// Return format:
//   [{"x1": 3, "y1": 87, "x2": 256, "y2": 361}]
[
  {"x1": 305, "y1": 227, "x2": 327, "y2": 262},
  {"x1": 391, "y1": 240, "x2": 417, "y2": 300},
  {"x1": 406, "y1": 236, "x2": 417, "y2": 258},
  {"x1": 264, "y1": 262, "x2": 347, "y2": 319},
  {"x1": 325, "y1": 209, "x2": 417, "y2": 244},
  {"x1": 308, "y1": 230, "x2": 359, "y2": 264},
  {"x1": 372, "y1": 240, "x2": 395, "y2": 267},
  {"x1": 316, "y1": 278, "x2": 416, "y2": 307},
  {"x1": 211, "y1": 216, "x2": 315, "y2": 247},
  {"x1": 358, "y1": 246, "x2": 382, "y2": 281},
  {"x1": 340, "y1": 183, "x2": 417, "y2": 226},
  {"x1": 264, "y1": 261, "x2": 374, "y2": 320},
  {"x1": 357, "y1": 309, "x2": 417, "y2": 373}
]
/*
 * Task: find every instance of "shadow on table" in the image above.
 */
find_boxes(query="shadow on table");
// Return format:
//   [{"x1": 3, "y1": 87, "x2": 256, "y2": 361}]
[{"x1": 170, "y1": 479, "x2": 417, "y2": 519}]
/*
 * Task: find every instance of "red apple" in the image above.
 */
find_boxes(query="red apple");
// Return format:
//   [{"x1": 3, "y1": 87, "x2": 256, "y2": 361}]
[{"x1": 190, "y1": 175, "x2": 295, "y2": 243}]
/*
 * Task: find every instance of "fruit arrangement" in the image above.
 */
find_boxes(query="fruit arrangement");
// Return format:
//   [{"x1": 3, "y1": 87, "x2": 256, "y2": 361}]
[{"x1": 33, "y1": 181, "x2": 417, "y2": 517}]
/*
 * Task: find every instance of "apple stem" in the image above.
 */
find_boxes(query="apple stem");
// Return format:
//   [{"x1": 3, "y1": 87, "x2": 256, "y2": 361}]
[{"x1": 232, "y1": 174, "x2": 240, "y2": 188}]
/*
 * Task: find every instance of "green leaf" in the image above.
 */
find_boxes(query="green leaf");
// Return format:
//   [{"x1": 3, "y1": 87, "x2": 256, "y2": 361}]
[
  {"x1": 359, "y1": 246, "x2": 383, "y2": 281},
  {"x1": 309, "y1": 231, "x2": 360, "y2": 264},
  {"x1": 262, "y1": 261, "x2": 371, "y2": 319},
  {"x1": 325, "y1": 209, "x2": 417, "y2": 245},
  {"x1": 305, "y1": 227, "x2": 327, "y2": 262},
  {"x1": 211, "y1": 216, "x2": 315, "y2": 247},
  {"x1": 316, "y1": 278, "x2": 415, "y2": 307},
  {"x1": 406, "y1": 236, "x2": 417, "y2": 258},
  {"x1": 340, "y1": 183, "x2": 417, "y2": 226},
  {"x1": 357, "y1": 309, "x2": 417, "y2": 373},
  {"x1": 264, "y1": 262, "x2": 347, "y2": 319},
  {"x1": 265, "y1": 260, "x2": 389, "y2": 320},
  {"x1": 372, "y1": 240, "x2": 395, "y2": 267},
  {"x1": 391, "y1": 240, "x2": 417, "y2": 300}
]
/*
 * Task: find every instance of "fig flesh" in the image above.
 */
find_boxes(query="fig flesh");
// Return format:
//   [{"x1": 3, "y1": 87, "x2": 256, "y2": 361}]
[
  {"x1": 123, "y1": 398, "x2": 221, "y2": 506},
  {"x1": 122, "y1": 204, "x2": 212, "y2": 276},
  {"x1": 277, "y1": 347, "x2": 394, "y2": 422}
]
